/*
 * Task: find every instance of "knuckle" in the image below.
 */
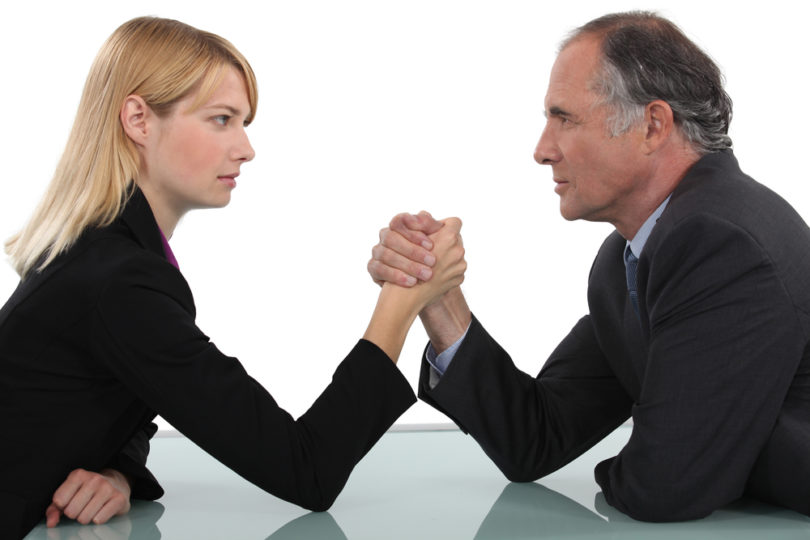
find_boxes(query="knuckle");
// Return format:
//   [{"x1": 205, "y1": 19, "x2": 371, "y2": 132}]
[
  {"x1": 87, "y1": 473, "x2": 104, "y2": 488},
  {"x1": 377, "y1": 247, "x2": 395, "y2": 265},
  {"x1": 408, "y1": 261, "x2": 424, "y2": 277},
  {"x1": 368, "y1": 261, "x2": 386, "y2": 282},
  {"x1": 390, "y1": 213, "x2": 409, "y2": 229},
  {"x1": 405, "y1": 242, "x2": 422, "y2": 260}
]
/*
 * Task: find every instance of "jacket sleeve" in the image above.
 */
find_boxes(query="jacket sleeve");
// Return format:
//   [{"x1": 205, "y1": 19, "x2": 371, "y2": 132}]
[
  {"x1": 91, "y1": 259, "x2": 415, "y2": 512},
  {"x1": 419, "y1": 313, "x2": 632, "y2": 481},
  {"x1": 594, "y1": 215, "x2": 806, "y2": 521},
  {"x1": 104, "y1": 422, "x2": 164, "y2": 501}
]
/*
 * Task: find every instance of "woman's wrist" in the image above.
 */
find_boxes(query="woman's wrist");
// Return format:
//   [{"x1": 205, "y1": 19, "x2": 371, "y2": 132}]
[{"x1": 363, "y1": 283, "x2": 423, "y2": 363}]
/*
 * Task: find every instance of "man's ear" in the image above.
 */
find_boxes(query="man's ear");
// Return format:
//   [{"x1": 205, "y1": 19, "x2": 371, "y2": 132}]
[
  {"x1": 642, "y1": 99, "x2": 674, "y2": 154},
  {"x1": 120, "y1": 95, "x2": 151, "y2": 146}
]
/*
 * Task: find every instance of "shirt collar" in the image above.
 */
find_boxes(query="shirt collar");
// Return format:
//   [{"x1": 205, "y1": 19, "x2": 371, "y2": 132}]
[{"x1": 626, "y1": 194, "x2": 671, "y2": 259}]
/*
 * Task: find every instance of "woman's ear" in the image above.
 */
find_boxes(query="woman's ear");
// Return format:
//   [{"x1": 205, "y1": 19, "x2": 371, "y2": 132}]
[{"x1": 120, "y1": 95, "x2": 151, "y2": 146}]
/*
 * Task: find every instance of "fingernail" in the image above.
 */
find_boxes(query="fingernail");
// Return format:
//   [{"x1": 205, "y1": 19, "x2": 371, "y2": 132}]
[
  {"x1": 419, "y1": 268, "x2": 432, "y2": 281},
  {"x1": 424, "y1": 253, "x2": 436, "y2": 266},
  {"x1": 421, "y1": 240, "x2": 433, "y2": 250},
  {"x1": 404, "y1": 276, "x2": 417, "y2": 286}
]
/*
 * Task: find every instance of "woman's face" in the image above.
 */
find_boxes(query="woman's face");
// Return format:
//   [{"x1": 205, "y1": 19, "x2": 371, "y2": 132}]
[{"x1": 138, "y1": 67, "x2": 255, "y2": 229}]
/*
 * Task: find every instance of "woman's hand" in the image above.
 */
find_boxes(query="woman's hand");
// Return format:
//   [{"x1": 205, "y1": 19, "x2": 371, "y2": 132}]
[{"x1": 46, "y1": 468, "x2": 132, "y2": 527}]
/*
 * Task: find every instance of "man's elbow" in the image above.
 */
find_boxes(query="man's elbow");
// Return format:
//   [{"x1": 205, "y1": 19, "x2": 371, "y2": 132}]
[{"x1": 607, "y1": 490, "x2": 717, "y2": 522}]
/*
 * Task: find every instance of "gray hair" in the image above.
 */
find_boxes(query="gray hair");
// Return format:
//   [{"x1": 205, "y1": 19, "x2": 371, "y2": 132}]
[{"x1": 563, "y1": 12, "x2": 733, "y2": 153}]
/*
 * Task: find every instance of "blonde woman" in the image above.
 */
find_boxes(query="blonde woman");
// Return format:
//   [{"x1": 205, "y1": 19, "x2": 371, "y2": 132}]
[{"x1": 0, "y1": 17, "x2": 465, "y2": 538}]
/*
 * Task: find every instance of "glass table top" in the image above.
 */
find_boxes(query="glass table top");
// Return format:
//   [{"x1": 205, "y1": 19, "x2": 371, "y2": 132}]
[{"x1": 25, "y1": 425, "x2": 810, "y2": 539}]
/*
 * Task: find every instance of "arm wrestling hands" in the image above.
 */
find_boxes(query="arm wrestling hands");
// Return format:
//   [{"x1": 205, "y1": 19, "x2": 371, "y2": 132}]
[
  {"x1": 46, "y1": 468, "x2": 131, "y2": 527},
  {"x1": 363, "y1": 215, "x2": 467, "y2": 361},
  {"x1": 368, "y1": 212, "x2": 472, "y2": 354}
]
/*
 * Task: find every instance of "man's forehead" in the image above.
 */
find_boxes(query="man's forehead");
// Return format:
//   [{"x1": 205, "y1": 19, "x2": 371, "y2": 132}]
[
  {"x1": 543, "y1": 37, "x2": 601, "y2": 112},
  {"x1": 552, "y1": 37, "x2": 600, "y2": 84}
]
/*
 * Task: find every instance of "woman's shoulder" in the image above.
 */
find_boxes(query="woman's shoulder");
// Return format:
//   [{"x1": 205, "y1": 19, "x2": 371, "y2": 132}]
[
  {"x1": 15, "y1": 220, "x2": 188, "y2": 308},
  {"x1": 81, "y1": 223, "x2": 191, "y2": 299}
]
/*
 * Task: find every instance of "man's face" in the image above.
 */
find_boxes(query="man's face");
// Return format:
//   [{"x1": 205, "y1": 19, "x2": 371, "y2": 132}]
[{"x1": 534, "y1": 36, "x2": 647, "y2": 228}]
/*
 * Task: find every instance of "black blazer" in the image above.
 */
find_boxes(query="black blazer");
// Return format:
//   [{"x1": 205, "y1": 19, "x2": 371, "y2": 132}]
[
  {"x1": 0, "y1": 189, "x2": 416, "y2": 539},
  {"x1": 419, "y1": 151, "x2": 810, "y2": 521}
]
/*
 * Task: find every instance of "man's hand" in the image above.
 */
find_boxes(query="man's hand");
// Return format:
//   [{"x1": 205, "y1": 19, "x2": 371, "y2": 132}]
[
  {"x1": 369, "y1": 211, "x2": 445, "y2": 287},
  {"x1": 46, "y1": 468, "x2": 132, "y2": 527}
]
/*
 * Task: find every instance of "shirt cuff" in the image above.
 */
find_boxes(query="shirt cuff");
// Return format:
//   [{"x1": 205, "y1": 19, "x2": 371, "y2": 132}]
[{"x1": 425, "y1": 323, "x2": 471, "y2": 376}]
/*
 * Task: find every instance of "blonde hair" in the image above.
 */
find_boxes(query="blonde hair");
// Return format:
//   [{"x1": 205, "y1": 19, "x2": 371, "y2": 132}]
[{"x1": 5, "y1": 16, "x2": 258, "y2": 278}]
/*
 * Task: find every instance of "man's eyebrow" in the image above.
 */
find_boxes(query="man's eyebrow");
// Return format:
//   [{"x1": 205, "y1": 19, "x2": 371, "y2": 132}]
[{"x1": 545, "y1": 106, "x2": 573, "y2": 119}]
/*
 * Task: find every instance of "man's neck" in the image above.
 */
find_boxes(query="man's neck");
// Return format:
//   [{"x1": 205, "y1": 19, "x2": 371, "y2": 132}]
[{"x1": 615, "y1": 147, "x2": 700, "y2": 240}]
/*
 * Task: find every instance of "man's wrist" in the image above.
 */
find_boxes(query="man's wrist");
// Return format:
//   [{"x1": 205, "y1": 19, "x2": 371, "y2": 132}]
[{"x1": 419, "y1": 287, "x2": 471, "y2": 353}]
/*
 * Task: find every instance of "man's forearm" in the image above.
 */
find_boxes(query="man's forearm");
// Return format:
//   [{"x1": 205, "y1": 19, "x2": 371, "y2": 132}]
[{"x1": 419, "y1": 287, "x2": 471, "y2": 353}]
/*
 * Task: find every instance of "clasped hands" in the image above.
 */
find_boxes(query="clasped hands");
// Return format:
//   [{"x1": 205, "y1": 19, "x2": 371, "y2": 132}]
[{"x1": 368, "y1": 211, "x2": 465, "y2": 306}]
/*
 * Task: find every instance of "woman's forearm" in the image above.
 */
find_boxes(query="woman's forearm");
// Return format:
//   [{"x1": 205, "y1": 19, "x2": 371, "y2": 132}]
[{"x1": 363, "y1": 283, "x2": 422, "y2": 363}]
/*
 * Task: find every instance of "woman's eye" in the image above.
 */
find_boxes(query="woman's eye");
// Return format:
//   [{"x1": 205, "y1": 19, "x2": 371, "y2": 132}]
[{"x1": 214, "y1": 115, "x2": 230, "y2": 126}]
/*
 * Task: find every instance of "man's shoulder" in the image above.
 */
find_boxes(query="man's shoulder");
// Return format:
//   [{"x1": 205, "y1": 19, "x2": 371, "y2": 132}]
[{"x1": 665, "y1": 151, "x2": 798, "y2": 226}]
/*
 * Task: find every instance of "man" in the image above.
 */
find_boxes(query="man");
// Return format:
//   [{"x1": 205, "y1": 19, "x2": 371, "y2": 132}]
[{"x1": 368, "y1": 12, "x2": 810, "y2": 521}]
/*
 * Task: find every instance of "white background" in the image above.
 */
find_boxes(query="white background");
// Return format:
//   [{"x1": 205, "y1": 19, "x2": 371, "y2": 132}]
[{"x1": 1, "y1": 0, "x2": 807, "y2": 429}]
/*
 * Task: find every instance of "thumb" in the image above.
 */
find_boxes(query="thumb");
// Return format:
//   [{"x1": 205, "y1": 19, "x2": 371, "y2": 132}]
[{"x1": 402, "y1": 211, "x2": 444, "y2": 235}]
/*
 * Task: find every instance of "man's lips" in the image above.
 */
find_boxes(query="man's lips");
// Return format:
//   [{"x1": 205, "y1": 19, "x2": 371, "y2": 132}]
[{"x1": 553, "y1": 177, "x2": 569, "y2": 193}]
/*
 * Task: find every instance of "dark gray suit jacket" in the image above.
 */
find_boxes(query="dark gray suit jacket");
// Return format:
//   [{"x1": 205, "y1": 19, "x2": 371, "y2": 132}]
[
  {"x1": 0, "y1": 189, "x2": 416, "y2": 539},
  {"x1": 420, "y1": 151, "x2": 810, "y2": 521}
]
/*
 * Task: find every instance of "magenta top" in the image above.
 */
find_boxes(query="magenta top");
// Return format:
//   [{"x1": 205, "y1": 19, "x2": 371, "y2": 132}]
[{"x1": 159, "y1": 230, "x2": 179, "y2": 269}]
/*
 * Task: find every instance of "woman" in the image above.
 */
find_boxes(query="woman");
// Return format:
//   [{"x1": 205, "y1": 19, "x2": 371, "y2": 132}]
[{"x1": 0, "y1": 16, "x2": 465, "y2": 538}]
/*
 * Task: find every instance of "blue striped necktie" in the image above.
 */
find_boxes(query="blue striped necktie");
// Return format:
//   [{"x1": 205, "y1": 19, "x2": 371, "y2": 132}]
[{"x1": 624, "y1": 246, "x2": 639, "y2": 315}]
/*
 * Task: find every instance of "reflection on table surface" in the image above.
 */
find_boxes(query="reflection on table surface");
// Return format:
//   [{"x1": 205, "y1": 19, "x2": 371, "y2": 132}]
[{"x1": 26, "y1": 426, "x2": 810, "y2": 539}]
